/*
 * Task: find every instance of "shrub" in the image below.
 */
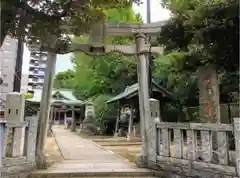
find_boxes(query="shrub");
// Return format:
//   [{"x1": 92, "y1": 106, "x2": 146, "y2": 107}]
[{"x1": 93, "y1": 94, "x2": 118, "y2": 134}]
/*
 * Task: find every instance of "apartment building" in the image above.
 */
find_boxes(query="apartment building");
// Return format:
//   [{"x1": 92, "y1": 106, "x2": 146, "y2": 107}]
[
  {"x1": 0, "y1": 36, "x2": 18, "y2": 110},
  {"x1": 27, "y1": 50, "x2": 48, "y2": 94},
  {"x1": 20, "y1": 73, "x2": 29, "y2": 93}
]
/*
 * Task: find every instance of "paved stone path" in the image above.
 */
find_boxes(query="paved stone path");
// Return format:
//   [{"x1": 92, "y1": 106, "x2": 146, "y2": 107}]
[{"x1": 33, "y1": 126, "x2": 155, "y2": 177}]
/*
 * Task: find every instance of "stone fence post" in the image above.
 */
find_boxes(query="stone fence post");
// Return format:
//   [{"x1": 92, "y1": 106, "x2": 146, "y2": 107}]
[
  {"x1": 0, "y1": 121, "x2": 6, "y2": 177},
  {"x1": 25, "y1": 116, "x2": 38, "y2": 163},
  {"x1": 234, "y1": 118, "x2": 240, "y2": 176},
  {"x1": 147, "y1": 98, "x2": 160, "y2": 167}
]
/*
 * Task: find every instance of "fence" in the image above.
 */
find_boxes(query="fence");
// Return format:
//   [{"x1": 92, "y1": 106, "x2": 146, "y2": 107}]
[
  {"x1": 147, "y1": 116, "x2": 240, "y2": 177},
  {"x1": 0, "y1": 116, "x2": 38, "y2": 177}
]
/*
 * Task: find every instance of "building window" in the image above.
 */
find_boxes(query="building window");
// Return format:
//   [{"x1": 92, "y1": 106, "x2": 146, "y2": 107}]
[{"x1": 33, "y1": 78, "x2": 38, "y2": 82}]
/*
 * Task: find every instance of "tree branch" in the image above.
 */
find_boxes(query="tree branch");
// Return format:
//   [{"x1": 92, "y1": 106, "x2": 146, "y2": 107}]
[{"x1": 18, "y1": 0, "x2": 73, "y2": 21}]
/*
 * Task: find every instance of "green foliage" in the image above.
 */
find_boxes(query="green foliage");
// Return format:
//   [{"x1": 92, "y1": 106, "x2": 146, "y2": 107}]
[
  {"x1": 158, "y1": 0, "x2": 239, "y2": 72},
  {"x1": 54, "y1": 70, "x2": 75, "y2": 89},
  {"x1": 1, "y1": 0, "x2": 141, "y2": 48},
  {"x1": 219, "y1": 71, "x2": 240, "y2": 103},
  {"x1": 24, "y1": 102, "x2": 39, "y2": 116},
  {"x1": 93, "y1": 94, "x2": 118, "y2": 126},
  {"x1": 154, "y1": 53, "x2": 198, "y2": 107},
  {"x1": 24, "y1": 93, "x2": 33, "y2": 99},
  {"x1": 71, "y1": 5, "x2": 141, "y2": 99},
  {"x1": 152, "y1": 0, "x2": 239, "y2": 123},
  {"x1": 73, "y1": 54, "x2": 137, "y2": 99}
]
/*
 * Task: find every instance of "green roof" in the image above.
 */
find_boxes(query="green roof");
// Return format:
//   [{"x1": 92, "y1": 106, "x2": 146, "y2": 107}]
[
  {"x1": 106, "y1": 81, "x2": 173, "y2": 104},
  {"x1": 27, "y1": 89, "x2": 83, "y2": 106}
]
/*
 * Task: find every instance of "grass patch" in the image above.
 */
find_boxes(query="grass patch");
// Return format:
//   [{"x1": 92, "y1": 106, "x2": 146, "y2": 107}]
[
  {"x1": 116, "y1": 151, "x2": 138, "y2": 163},
  {"x1": 101, "y1": 145, "x2": 141, "y2": 163}
]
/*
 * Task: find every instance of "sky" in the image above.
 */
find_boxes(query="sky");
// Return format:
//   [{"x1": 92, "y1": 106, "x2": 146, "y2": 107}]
[{"x1": 22, "y1": 0, "x2": 170, "y2": 75}]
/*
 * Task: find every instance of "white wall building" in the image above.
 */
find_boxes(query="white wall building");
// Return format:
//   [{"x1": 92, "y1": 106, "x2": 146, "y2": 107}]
[
  {"x1": 27, "y1": 46, "x2": 48, "y2": 94},
  {"x1": 0, "y1": 36, "x2": 18, "y2": 110}
]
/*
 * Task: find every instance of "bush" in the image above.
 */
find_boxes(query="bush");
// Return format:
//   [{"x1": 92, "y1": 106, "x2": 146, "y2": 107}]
[
  {"x1": 93, "y1": 94, "x2": 118, "y2": 134},
  {"x1": 24, "y1": 93, "x2": 33, "y2": 99}
]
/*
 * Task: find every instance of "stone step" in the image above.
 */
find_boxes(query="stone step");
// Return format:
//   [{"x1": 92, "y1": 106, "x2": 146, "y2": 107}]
[
  {"x1": 28, "y1": 169, "x2": 157, "y2": 178},
  {"x1": 98, "y1": 142, "x2": 141, "y2": 146},
  {"x1": 29, "y1": 176, "x2": 156, "y2": 178}
]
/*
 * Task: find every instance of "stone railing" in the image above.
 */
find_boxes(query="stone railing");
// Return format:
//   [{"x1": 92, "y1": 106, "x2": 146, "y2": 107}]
[
  {"x1": 146, "y1": 116, "x2": 240, "y2": 177},
  {"x1": 0, "y1": 116, "x2": 38, "y2": 177}
]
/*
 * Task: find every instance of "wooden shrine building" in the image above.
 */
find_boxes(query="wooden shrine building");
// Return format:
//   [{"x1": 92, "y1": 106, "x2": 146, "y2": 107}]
[
  {"x1": 106, "y1": 81, "x2": 173, "y2": 139},
  {"x1": 26, "y1": 89, "x2": 84, "y2": 129}
]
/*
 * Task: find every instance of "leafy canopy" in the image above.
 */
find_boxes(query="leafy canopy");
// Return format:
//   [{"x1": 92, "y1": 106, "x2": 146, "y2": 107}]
[
  {"x1": 54, "y1": 69, "x2": 75, "y2": 89},
  {"x1": 1, "y1": 0, "x2": 141, "y2": 48},
  {"x1": 158, "y1": 0, "x2": 239, "y2": 72},
  {"x1": 69, "y1": 5, "x2": 141, "y2": 99}
]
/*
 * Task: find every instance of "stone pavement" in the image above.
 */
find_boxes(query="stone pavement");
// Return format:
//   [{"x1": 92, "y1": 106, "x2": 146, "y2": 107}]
[{"x1": 31, "y1": 126, "x2": 156, "y2": 177}]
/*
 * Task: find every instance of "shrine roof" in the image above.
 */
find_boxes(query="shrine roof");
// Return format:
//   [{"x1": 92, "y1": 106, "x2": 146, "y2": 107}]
[
  {"x1": 106, "y1": 80, "x2": 173, "y2": 104},
  {"x1": 26, "y1": 89, "x2": 83, "y2": 106}
]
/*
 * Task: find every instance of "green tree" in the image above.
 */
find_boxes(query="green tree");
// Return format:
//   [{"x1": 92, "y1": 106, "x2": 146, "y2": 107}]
[
  {"x1": 24, "y1": 93, "x2": 33, "y2": 99},
  {"x1": 54, "y1": 70, "x2": 75, "y2": 89},
  {"x1": 159, "y1": 0, "x2": 238, "y2": 71},
  {"x1": 72, "y1": 5, "x2": 142, "y2": 99},
  {"x1": 157, "y1": 0, "x2": 239, "y2": 122},
  {"x1": 93, "y1": 94, "x2": 118, "y2": 133},
  {"x1": 1, "y1": 0, "x2": 140, "y2": 48},
  {"x1": 154, "y1": 53, "x2": 198, "y2": 107}
]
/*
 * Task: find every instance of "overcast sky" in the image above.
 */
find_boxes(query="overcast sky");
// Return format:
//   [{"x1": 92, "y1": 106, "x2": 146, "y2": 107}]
[{"x1": 22, "y1": 0, "x2": 170, "y2": 74}]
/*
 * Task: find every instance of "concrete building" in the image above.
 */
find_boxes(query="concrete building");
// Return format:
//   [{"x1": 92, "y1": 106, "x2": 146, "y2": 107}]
[
  {"x1": 20, "y1": 73, "x2": 29, "y2": 93},
  {"x1": 27, "y1": 50, "x2": 48, "y2": 94},
  {"x1": 0, "y1": 36, "x2": 18, "y2": 111}
]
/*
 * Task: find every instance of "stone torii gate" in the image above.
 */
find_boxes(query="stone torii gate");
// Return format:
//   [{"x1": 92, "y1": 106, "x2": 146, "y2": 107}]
[{"x1": 36, "y1": 21, "x2": 166, "y2": 168}]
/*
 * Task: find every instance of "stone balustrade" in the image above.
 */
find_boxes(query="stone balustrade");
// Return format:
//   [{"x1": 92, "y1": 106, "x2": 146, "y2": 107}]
[
  {"x1": 143, "y1": 101, "x2": 240, "y2": 178},
  {"x1": 0, "y1": 116, "x2": 38, "y2": 177}
]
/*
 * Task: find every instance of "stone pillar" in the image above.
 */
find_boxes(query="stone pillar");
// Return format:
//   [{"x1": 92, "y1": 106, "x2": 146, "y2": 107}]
[
  {"x1": 114, "y1": 108, "x2": 121, "y2": 137},
  {"x1": 4, "y1": 92, "x2": 25, "y2": 157},
  {"x1": 64, "y1": 112, "x2": 68, "y2": 129},
  {"x1": 0, "y1": 121, "x2": 6, "y2": 176},
  {"x1": 147, "y1": 98, "x2": 159, "y2": 166},
  {"x1": 127, "y1": 106, "x2": 134, "y2": 141},
  {"x1": 135, "y1": 33, "x2": 151, "y2": 167},
  {"x1": 53, "y1": 108, "x2": 57, "y2": 124},
  {"x1": 71, "y1": 108, "x2": 76, "y2": 132},
  {"x1": 197, "y1": 65, "x2": 220, "y2": 123},
  {"x1": 234, "y1": 118, "x2": 240, "y2": 176},
  {"x1": 24, "y1": 116, "x2": 38, "y2": 162},
  {"x1": 58, "y1": 111, "x2": 61, "y2": 124},
  {"x1": 198, "y1": 65, "x2": 221, "y2": 162}
]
